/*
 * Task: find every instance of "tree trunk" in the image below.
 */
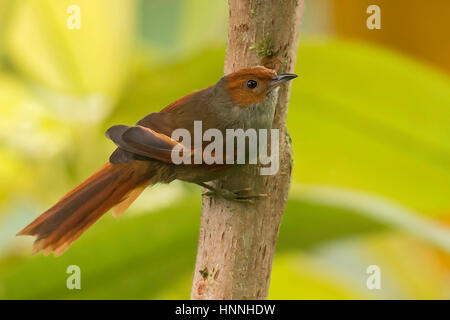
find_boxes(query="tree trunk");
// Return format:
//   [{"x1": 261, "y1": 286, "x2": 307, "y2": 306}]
[{"x1": 191, "y1": 0, "x2": 304, "y2": 300}]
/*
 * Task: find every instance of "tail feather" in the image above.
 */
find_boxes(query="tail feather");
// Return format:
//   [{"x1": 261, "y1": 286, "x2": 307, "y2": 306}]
[
  {"x1": 111, "y1": 185, "x2": 147, "y2": 218},
  {"x1": 18, "y1": 162, "x2": 150, "y2": 256}
]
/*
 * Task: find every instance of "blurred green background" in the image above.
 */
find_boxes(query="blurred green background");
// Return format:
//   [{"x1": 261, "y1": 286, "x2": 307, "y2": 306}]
[{"x1": 0, "y1": 0, "x2": 449, "y2": 299}]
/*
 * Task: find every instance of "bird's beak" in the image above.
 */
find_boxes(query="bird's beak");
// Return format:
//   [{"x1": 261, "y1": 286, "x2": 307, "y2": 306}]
[{"x1": 269, "y1": 73, "x2": 298, "y2": 88}]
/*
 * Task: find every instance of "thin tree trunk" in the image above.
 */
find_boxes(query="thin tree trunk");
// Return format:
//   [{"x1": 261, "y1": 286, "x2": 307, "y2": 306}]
[{"x1": 191, "y1": 0, "x2": 304, "y2": 300}]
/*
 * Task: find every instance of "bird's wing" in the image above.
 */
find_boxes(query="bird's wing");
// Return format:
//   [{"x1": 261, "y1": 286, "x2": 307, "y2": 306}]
[
  {"x1": 136, "y1": 111, "x2": 178, "y2": 137},
  {"x1": 106, "y1": 122, "x2": 231, "y2": 169},
  {"x1": 106, "y1": 124, "x2": 192, "y2": 164},
  {"x1": 106, "y1": 86, "x2": 230, "y2": 167}
]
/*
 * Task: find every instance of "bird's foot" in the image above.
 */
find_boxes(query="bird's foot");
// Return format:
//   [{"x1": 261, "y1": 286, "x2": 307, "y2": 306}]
[{"x1": 199, "y1": 183, "x2": 267, "y2": 204}]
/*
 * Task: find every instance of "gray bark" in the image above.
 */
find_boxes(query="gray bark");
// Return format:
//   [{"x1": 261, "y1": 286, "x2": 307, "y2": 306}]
[{"x1": 191, "y1": 0, "x2": 304, "y2": 300}]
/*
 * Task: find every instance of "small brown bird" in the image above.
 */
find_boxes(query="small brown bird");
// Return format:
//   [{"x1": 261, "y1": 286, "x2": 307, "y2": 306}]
[{"x1": 17, "y1": 66, "x2": 297, "y2": 256}]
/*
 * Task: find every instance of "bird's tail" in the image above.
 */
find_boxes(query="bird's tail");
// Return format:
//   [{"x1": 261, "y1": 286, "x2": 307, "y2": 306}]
[{"x1": 17, "y1": 162, "x2": 151, "y2": 256}]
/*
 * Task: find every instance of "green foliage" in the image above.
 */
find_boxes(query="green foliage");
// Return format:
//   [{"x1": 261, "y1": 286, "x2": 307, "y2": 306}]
[
  {"x1": 1, "y1": 188, "x2": 446, "y2": 299},
  {"x1": 0, "y1": 194, "x2": 385, "y2": 299},
  {"x1": 289, "y1": 40, "x2": 450, "y2": 214}
]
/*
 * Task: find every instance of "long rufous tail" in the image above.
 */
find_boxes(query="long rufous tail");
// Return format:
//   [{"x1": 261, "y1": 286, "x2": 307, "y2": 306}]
[{"x1": 17, "y1": 162, "x2": 151, "y2": 256}]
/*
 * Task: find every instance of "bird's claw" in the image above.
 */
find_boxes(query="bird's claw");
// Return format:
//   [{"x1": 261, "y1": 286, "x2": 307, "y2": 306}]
[{"x1": 202, "y1": 186, "x2": 266, "y2": 204}]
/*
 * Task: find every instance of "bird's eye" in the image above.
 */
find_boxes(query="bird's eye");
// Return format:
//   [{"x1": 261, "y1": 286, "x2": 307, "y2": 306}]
[{"x1": 246, "y1": 79, "x2": 258, "y2": 89}]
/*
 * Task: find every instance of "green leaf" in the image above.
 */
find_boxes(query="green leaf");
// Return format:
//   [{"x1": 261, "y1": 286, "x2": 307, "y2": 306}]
[
  {"x1": 287, "y1": 185, "x2": 450, "y2": 253},
  {"x1": 4, "y1": 0, "x2": 136, "y2": 102},
  {"x1": 2, "y1": 184, "x2": 447, "y2": 299},
  {"x1": 289, "y1": 40, "x2": 450, "y2": 214}
]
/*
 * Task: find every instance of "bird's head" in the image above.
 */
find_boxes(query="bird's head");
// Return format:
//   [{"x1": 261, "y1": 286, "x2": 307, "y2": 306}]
[{"x1": 221, "y1": 66, "x2": 297, "y2": 107}]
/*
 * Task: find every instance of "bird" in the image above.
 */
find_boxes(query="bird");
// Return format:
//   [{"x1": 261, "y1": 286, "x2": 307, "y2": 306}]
[{"x1": 17, "y1": 66, "x2": 297, "y2": 256}]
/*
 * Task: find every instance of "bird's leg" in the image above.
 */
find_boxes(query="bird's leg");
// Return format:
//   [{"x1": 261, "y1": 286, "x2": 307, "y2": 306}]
[{"x1": 197, "y1": 182, "x2": 267, "y2": 204}]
